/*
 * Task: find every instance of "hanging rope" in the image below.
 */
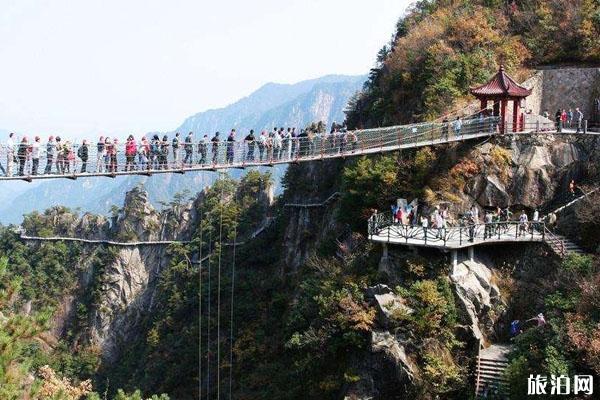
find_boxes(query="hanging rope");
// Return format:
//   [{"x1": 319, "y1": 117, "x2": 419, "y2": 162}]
[
  {"x1": 216, "y1": 171, "x2": 226, "y2": 400},
  {"x1": 228, "y1": 186, "x2": 239, "y2": 400},
  {"x1": 206, "y1": 217, "x2": 213, "y2": 398},
  {"x1": 199, "y1": 173, "x2": 204, "y2": 399}
]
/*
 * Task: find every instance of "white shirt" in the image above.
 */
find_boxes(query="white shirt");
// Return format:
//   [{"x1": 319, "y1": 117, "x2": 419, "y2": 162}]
[
  {"x1": 533, "y1": 210, "x2": 539, "y2": 222},
  {"x1": 31, "y1": 142, "x2": 40, "y2": 159},
  {"x1": 6, "y1": 137, "x2": 14, "y2": 152}
]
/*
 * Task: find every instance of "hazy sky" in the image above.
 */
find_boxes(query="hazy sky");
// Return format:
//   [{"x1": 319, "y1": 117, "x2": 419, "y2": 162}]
[{"x1": 0, "y1": 0, "x2": 411, "y2": 137}]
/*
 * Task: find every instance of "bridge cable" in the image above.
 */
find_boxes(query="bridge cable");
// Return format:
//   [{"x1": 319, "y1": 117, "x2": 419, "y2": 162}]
[
  {"x1": 228, "y1": 185, "x2": 239, "y2": 399},
  {"x1": 216, "y1": 171, "x2": 226, "y2": 400},
  {"x1": 199, "y1": 200, "x2": 202, "y2": 398},
  {"x1": 199, "y1": 172, "x2": 204, "y2": 399},
  {"x1": 206, "y1": 214, "x2": 213, "y2": 398}
]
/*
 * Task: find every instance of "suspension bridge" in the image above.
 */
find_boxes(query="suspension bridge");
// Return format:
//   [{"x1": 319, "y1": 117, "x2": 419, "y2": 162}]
[{"x1": 1, "y1": 116, "x2": 597, "y2": 182}]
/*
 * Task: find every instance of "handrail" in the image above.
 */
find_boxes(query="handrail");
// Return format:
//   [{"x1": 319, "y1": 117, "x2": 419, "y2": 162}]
[
  {"x1": 3, "y1": 116, "x2": 597, "y2": 181},
  {"x1": 369, "y1": 218, "x2": 546, "y2": 246},
  {"x1": 283, "y1": 192, "x2": 340, "y2": 208}
]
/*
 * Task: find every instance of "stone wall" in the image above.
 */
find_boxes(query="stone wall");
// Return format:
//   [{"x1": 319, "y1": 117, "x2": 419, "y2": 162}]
[{"x1": 523, "y1": 67, "x2": 600, "y2": 121}]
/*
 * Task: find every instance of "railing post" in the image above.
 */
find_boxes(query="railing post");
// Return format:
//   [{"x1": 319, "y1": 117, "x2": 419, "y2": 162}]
[
  {"x1": 536, "y1": 120, "x2": 540, "y2": 132},
  {"x1": 459, "y1": 227, "x2": 462, "y2": 246},
  {"x1": 584, "y1": 120, "x2": 588, "y2": 134}
]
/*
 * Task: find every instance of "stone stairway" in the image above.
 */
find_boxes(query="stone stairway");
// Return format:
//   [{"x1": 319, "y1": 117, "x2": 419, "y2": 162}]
[
  {"x1": 544, "y1": 232, "x2": 585, "y2": 257},
  {"x1": 475, "y1": 344, "x2": 511, "y2": 398}
]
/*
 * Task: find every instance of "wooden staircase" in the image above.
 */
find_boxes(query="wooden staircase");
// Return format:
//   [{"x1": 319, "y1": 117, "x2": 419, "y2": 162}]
[{"x1": 475, "y1": 344, "x2": 511, "y2": 398}]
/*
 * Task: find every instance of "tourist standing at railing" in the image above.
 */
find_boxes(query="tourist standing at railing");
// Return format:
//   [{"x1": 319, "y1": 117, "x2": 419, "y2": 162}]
[
  {"x1": 184, "y1": 132, "x2": 194, "y2": 165},
  {"x1": 434, "y1": 208, "x2": 444, "y2": 239},
  {"x1": 6, "y1": 132, "x2": 16, "y2": 176},
  {"x1": 96, "y1": 136, "x2": 105, "y2": 173},
  {"x1": 138, "y1": 137, "x2": 149, "y2": 169},
  {"x1": 575, "y1": 107, "x2": 584, "y2": 133},
  {"x1": 532, "y1": 208, "x2": 540, "y2": 232},
  {"x1": 159, "y1": 135, "x2": 169, "y2": 169},
  {"x1": 172, "y1": 132, "x2": 181, "y2": 166},
  {"x1": 518, "y1": 210, "x2": 528, "y2": 236},
  {"x1": 30, "y1": 136, "x2": 41, "y2": 175},
  {"x1": 420, "y1": 215, "x2": 429, "y2": 238},
  {"x1": 62, "y1": 140, "x2": 73, "y2": 174},
  {"x1": 102, "y1": 137, "x2": 110, "y2": 172},
  {"x1": 561, "y1": 109, "x2": 567, "y2": 130},
  {"x1": 17, "y1": 137, "x2": 28, "y2": 176},
  {"x1": 483, "y1": 211, "x2": 493, "y2": 239},
  {"x1": 78, "y1": 139, "x2": 89, "y2": 173},
  {"x1": 111, "y1": 138, "x2": 119, "y2": 172},
  {"x1": 244, "y1": 130, "x2": 255, "y2": 161},
  {"x1": 256, "y1": 131, "x2": 265, "y2": 161},
  {"x1": 54, "y1": 137, "x2": 63, "y2": 174},
  {"x1": 555, "y1": 109, "x2": 562, "y2": 132},
  {"x1": 567, "y1": 109, "x2": 574, "y2": 128},
  {"x1": 149, "y1": 135, "x2": 160, "y2": 170},
  {"x1": 226, "y1": 130, "x2": 235, "y2": 164},
  {"x1": 124, "y1": 135, "x2": 137, "y2": 171},
  {"x1": 281, "y1": 128, "x2": 290, "y2": 160},
  {"x1": 198, "y1": 134, "x2": 208, "y2": 165},
  {"x1": 211, "y1": 132, "x2": 220, "y2": 164},
  {"x1": 273, "y1": 129, "x2": 282, "y2": 160},
  {"x1": 45, "y1": 136, "x2": 56, "y2": 174},
  {"x1": 291, "y1": 127, "x2": 299, "y2": 158}
]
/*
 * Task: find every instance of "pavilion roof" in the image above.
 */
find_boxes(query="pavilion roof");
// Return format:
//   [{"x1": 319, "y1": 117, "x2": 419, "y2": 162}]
[{"x1": 470, "y1": 66, "x2": 532, "y2": 98}]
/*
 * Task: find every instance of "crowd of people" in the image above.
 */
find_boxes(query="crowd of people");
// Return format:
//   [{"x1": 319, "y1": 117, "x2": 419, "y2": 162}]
[
  {"x1": 0, "y1": 123, "x2": 362, "y2": 177},
  {"x1": 385, "y1": 203, "x2": 545, "y2": 242},
  {"x1": 541, "y1": 107, "x2": 585, "y2": 133}
]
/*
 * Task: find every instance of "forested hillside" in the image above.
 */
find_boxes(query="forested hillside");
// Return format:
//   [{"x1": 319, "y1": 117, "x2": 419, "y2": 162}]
[
  {"x1": 346, "y1": 0, "x2": 600, "y2": 127},
  {"x1": 0, "y1": 1, "x2": 599, "y2": 399}
]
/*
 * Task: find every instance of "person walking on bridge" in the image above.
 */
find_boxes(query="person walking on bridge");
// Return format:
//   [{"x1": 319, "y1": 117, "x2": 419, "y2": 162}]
[
  {"x1": 138, "y1": 137, "x2": 149, "y2": 170},
  {"x1": 96, "y1": 136, "x2": 105, "y2": 173},
  {"x1": 452, "y1": 116, "x2": 462, "y2": 138},
  {"x1": 211, "y1": 132, "x2": 221, "y2": 164},
  {"x1": 172, "y1": 132, "x2": 181, "y2": 166},
  {"x1": 6, "y1": 132, "x2": 16, "y2": 176},
  {"x1": 124, "y1": 135, "x2": 137, "y2": 171},
  {"x1": 45, "y1": 136, "x2": 56, "y2": 175},
  {"x1": 518, "y1": 210, "x2": 528, "y2": 237},
  {"x1": 198, "y1": 134, "x2": 208, "y2": 165},
  {"x1": 555, "y1": 109, "x2": 562, "y2": 132},
  {"x1": 575, "y1": 107, "x2": 584, "y2": 133},
  {"x1": 226, "y1": 130, "x2": 235, "y2": 164},
  {"x1": 78, "y1": 139, "x2": 89, "y2": 173},
  {"x1": 184, "y1": 132, "x2": 194, "y2": 166},
  {"x1": 31, "y1": 136, "x2": 41, "y2": 175},
  {"x1": 244, "y1": 130, "x2": 255, "y2": 161},
  {"x1": 17, "y1": 137, "x2": 29, "y2": 176}
]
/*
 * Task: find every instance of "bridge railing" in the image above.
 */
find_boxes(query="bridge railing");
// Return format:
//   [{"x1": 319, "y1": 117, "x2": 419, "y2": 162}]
[
  {"x1": 3, "y1": 115, "x2": 593, "y2": 180},
  {"x1": 369, "y1": 218, "x2": 546, "y2": 246},
  {"x1": 0, "y1": 116, "x2": 500, "y2": 178}
]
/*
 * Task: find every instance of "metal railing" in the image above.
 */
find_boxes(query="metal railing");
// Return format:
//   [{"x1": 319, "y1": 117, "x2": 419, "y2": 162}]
[
  {"x1": 369, "y1": 214, "x2": 546, "y2": 247},
  {"x1": 0, "y1": 116, "x2": 594, "y2": 181}
]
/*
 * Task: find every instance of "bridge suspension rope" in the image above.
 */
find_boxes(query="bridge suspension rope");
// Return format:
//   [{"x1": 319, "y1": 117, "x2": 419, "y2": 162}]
[
  {"x1": 216, "y1": 172, "x2": 226, "y2": 400},
  {"x1": 228, "y1": 188, "x2": 239, "y2": 400}
]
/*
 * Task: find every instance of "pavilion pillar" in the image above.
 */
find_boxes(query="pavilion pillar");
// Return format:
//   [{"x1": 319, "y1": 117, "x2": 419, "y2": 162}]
[
  {"x1": 512, "y1": 99, "x2": 519, "y2": 132},
  {"x1": 480, "y1": 99, "x2": 487, "y2": 111},
  {"x1": 451, "y1": 250, "x2": 458, "y2": 268},
  {"x1": 500, "y1": 99, "x2": 508, "y2": 134}
]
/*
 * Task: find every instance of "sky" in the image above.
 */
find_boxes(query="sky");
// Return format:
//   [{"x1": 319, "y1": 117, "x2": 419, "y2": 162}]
[{"x1": 0, "y1": 0, "x2": 411, "y2": 138}]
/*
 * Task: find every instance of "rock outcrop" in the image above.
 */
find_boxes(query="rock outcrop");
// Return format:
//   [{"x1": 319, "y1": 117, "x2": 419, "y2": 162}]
[{"x1": 450, "y1": 260, "x2": 501, "y2": 342}]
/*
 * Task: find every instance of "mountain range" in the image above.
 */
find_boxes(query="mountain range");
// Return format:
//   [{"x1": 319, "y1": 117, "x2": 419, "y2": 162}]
[{"x1": 0, "y1": 74, "x2": 365, "y2": 224}]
